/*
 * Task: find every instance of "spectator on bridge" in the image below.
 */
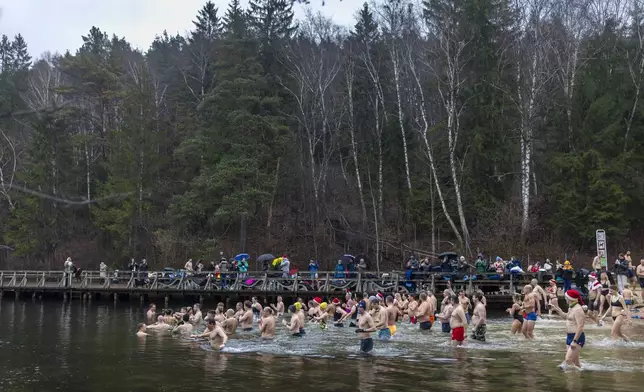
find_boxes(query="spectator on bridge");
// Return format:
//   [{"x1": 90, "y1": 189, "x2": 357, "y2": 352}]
[
  {"x1": 99, "y1": 261, "x2": 107, "y2": 283},
  {"x1": 357, "y1": 257, "x2": 368, "y2": 274},
  {"x1": 475, "y1": 254, "x2": 488, "y2": 275},
  {"x1": 64, "y1": 257, "x2": 73, "y2": 288},
  {"x1": 562, "y1": 260, "x2": 574, "y2": 291},
  {"x1": 184, "y1": 259, "x2": 193, "y2": 272},
  {"x1": 308, "y1": 260, "x2": 319, "y2": 279},
  {"x1": 238, "y1": 258, "x2": 248, "y2": 279},
  {"x1": 207, "y1": 260, "x2": 216, "y2": 272},
  {"x1": 128, "y1": 258, "x2": 137, "y2": 272},
  {"x1": 334, "y1": 260, "x2": 345, "y2": 279},
  {"x1": 280, "y1": 257, "x2": 291, "y2": 278}
]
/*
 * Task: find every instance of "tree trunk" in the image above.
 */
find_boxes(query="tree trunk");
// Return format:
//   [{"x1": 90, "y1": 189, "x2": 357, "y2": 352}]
[{"x1": 391, "y1": 52, "x2": 412, "y2": 192}]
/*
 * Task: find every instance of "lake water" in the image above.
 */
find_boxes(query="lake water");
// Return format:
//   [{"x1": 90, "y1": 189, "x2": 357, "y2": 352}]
[{"x1": 1, "y1": 299, "x2": 644, "y2": 392}]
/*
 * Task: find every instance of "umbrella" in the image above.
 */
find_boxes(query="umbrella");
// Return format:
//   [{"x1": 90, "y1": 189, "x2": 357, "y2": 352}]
[
  {"x1": 256, "y1": 254, "x2": 275, "y2": 263},
  {"x1": 235, "y1": 253, "x2": 250, "y2": 261},
  {"x1": 272, "y1": 257, "x2": 283, "y2": 267},
  {"x1": 341, "y1": 254, "x2": 355, "y2": 264}
]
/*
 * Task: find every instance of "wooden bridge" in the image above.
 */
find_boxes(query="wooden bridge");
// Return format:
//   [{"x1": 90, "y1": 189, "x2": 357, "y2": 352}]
[{"x1": 0, "y1": 269, "x2": 547, "y2": 304}]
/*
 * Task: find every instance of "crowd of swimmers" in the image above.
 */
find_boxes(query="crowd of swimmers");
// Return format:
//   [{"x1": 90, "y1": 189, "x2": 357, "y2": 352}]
[{"x1": 134, "y1": 275, "x2": 640, "y2": 370}]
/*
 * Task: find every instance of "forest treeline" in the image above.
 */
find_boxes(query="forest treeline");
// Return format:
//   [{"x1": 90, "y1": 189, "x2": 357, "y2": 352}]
[{"x1": 0, "y1": 0, "x2": 643, "y2": 270}]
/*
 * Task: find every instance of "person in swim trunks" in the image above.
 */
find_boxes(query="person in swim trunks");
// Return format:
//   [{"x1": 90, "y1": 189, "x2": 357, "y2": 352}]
[
  {"x1": 637, "y1": 259, "x2": 644, "y2": 289},
  {"x1": 550, "y1": 289, "x2": 586, "y2": 369},
  {"x1": 449, "y1": 295, "x2": 466, "y2": 346},
  {"x1": 437, "y1": 295, "x2": 454, "y2": 333},
  {"x1": 385, "y1": 295, "x2": 399, "y2": 337},
  {"x1": 371, "y1": 298, "x2": 390, "y2": 340},
  {"x1": 407, "y1": 294, "x2": 419, "y2": 324},
  {"x1": 282, "y1": 305, "x2": 305, "y2": 337},
  {"x1": 355, "y1": 301, "x2": 376, "y2": 353},
  {"x1": 239, "y1": 300, "x2": 254, "y2": 331},
  {"x1": 295, "y1": 302, "x2": 306, "y2": 335},
  {"x1": 521, "y1": 285, "x2": 537, "y2": 339},
  {"x1": 417, "y1": 292, "x2": 433, "y2": 330},
  {"x1": 458, "y1": 290, "x2": 471, "y2": 324},
  {"x1": 471, "y1": 293, "x2": 487, "y2": 342},
  {"x1": 622, "y1": 284, "x2": 634, "y2": 310}
]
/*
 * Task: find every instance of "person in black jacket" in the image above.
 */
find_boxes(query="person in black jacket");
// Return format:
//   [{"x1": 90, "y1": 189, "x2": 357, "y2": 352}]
[{"x1": 614, "y1": 253, "x2": 629, "y2": 293}]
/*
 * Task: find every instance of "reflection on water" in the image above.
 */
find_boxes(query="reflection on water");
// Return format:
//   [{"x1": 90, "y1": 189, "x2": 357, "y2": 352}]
[{"x1": 0, "y1": 300, "x2": 643, "y2": 392}]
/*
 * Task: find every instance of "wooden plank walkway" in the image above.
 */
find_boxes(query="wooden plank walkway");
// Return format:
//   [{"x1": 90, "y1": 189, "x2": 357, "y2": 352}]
[{"x1": 0, "y1": 270, "x2": 547, "y2": 303}]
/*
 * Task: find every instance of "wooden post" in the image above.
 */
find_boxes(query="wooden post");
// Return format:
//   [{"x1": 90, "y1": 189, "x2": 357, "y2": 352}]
[
  {"x1": 431, "y1": 274, "x2": 435, "y2": 293},
  {"x1": 113, "y1": 293, "x2": 118, "y2": 303},
  {"x1": 165, "y1": 295, "x2": 169, "y2": 308},
  {"x1": 15, "y1": 291, "x2": 19, "y2": 300}
]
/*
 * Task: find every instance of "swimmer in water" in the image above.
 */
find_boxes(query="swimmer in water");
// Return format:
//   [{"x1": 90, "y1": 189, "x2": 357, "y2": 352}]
[
  {"x1": 146, "y1": 315, "x2": 168, "y2": 330},
  {"x1": 622, "y1": 284, "x2": 633, "y2": 311},
  {"x1": 163, "y1": 309, "x2": 177, "y2": 326},
  {"x1": 550, "y1": 289, "x2": 585, "y2": 369},
  {"x1": 204, "y1": 310, "x2": 216, "y2": 323},
  {"x1": 449, "y1": 295, "x2": 467, "y2": 346},
  {"x1": 315, "y1": 302, "x2": 330, "y2": 329},
  {"x1": 521, "y1": 285, "x2": 537, "y2": 339},
  {"x1": 222, "y1": 309, "x2": 238, "y2": 335},
  {"x1": 203, "y1": 319, "x2": 228, "y2": 350},
  {"x1": 295, "y1": 302, "x2": 306, "y2": 335},
  {"x1": 417, "y1": 292, "x2": 433, "y2": 330},
  {"x1": 370, "y1": 298, "x2": 388, "y2": 340},
  {"x1": 437, "y1": 295, "x2": 454, "y2": 333},
  {"x1": 385, "y1": 296, "x2": 399, "y2": 337},
  {"x1": 458, "y1": 290, "x2": 471, "y2": 324},
  {"x1": 427, "y1": 291, "x2": 437, "y2": 322},
  {"x1": 172, "y1": 314, "x2": 194, "y2": 335},
  {"x1": 283, "y1": 305, "x2": 304, "y2": 336},
  {"x1": 407, "y1": 294, "x2": 419, "y2": 324},
  {"x1": 239, "y1": 300, "x2": 254, "y2": 331},
  {"x1": 587, "y1": 273, "x2": 603, "y2": 325},
  {"x1": 251, "y1": 297, "x2": 263, "y2": 321},
  {"x1": 330, "y1": 298, "x2": 347, "y2": 326},
  {"x1": 355, "y1": 301, "x2": 376, "y2": 353},
  {"x1": 136, "y1": 323, "x2": 147, "y2": 337},
  {"x1": 259, "y1": 308, "x2": 276, "y2": 339},
  {"x1": 507, "y1": 294, "x2": 524, "y2": 335},
  {"x1": 234, "y1": 302, "x2": 244, "y2": 319},
  {"x1": 146, "y1": 304, "x2": 156, "y2": 322},
  {"x1": 530, "y1": 279, "x2": 547, "y2": 317},
  {"x1": 190, "y1": 304, "x2": 203, "y2": 325},
  {"x1": 471, "y1": 293, "x2": 487, "y2": 342},
  {"x1": 270, "y1": 296, "x2": 285, "y2": 317},
  {"x1": 600, "y1": 286, "x2": 631, "y2": 342}
]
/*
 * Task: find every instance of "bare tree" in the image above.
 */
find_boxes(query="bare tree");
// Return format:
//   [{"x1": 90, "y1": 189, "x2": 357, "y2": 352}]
[
  {"x1": 425, "y1": 0, "x2": 473, "y2": 252},
  {"x1": 377, "y1": 0, "x2": 413, "y2": 192},
  {"x1": 623, "y1": 0, "x2": 643, "y2": 150},
  {"x1": 280, "y1": 11, "x2": 343, "y2": 204},
  {"x1": 0, "y1": 126, "x2": 16, "y2": 210}
]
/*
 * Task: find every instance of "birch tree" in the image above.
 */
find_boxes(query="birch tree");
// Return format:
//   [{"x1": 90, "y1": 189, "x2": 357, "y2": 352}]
[
  {"x1": 280, "y1": 11, "x2": 343, "y2": 204},
  {"x1": 423, "y1": 0, "x2": 472, "y2": 251},
  {"x1": 377, "y1": 0, "x2": 413, "y2": 192}
]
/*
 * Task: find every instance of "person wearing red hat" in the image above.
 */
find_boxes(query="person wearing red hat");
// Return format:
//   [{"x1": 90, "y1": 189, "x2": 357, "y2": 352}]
[
  {"x1": 546, "y1": 279, "x2": 558, "y2": 317},
  {"x1": 551, "y1": 289, "x2": 586, "y2": 369},
  {"x1": 587, "y1": 273, "x2": 603, "y2": 326}
]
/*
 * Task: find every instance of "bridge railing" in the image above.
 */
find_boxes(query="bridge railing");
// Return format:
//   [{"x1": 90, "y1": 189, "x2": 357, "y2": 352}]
[{"x1": 0, "y1": 269, "x2": 555, "y2": 295}]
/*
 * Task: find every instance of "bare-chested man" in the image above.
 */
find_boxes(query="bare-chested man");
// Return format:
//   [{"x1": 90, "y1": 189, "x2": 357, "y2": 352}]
[
  {"x1": 214, "y1": 308, "x2": 226, "y2": 324},
  {"x1": 530, "y1": 279, "x2": 547, "y2": 317},
  {"x1": 270, "y1": 296, "x2": 285, "y2": 317},
  {"x1": 370, "y1": 298, "x2": 388, "y2": 340},
  {"x1": 308, "y1": 301, "x2": 321, "y2": 321},
  {"x1": 136, "y1": 323, "x2": 147, "y2": 337},
  {"x1": 522, "y1": 285, "x2": 537, "y2": 339},
  {"x1": 172, "y1": 314, "x2": 194, "y2": 335},
  {"x1": 458, "y1": 290, "x2": 471, "y2": 324},
  {"x1": 239, "y1": 301, "x2": 254, "y2": 331},
  {"x1": 146, "y1": 315, "x2": 168, "y2": 330},
  {"x1": 355, "y1": 301, "x2": 376, "y2": 353},
  {"x1": 417, "y1": 293, "x2": 433, "y2": 330},
  {"x1": 383, "y1": 295, "x2": 399, "y2": 338},
  {"x1": 282, "y1": 305, "x2": 304, "y2": 336},
  {"x1": 190, "y1": 304, "x2": 203, "y2": 325},
  {"x1": 295, "y1": 302, "x2": 306, "y2": 335},
  {"x1": 191, "y1": 318, "x2": 227, "y2": 350},
  {"x1": 450, "y1": 295, "x2": 466, "y2": 346},
  {"x1": 259, "y1": 308, "x2": 276, "y2": 339},
  {"x1": 251, "y1": 297, "x2": 263, "y2": 321},
  {"x1": 471, "y1": 293, "x2": 487, "y2": 342},
  {"x1": 407, "y1": 294, "x2": 419, "y2": 324},
  {"x1": 222, "y1": 309, "x2": 238, "y2": 335},
  {"x1": 234, "y1": 302, "x2": 244, "y2": 319},
  {"x1": 427, "y1": 291, "x2": 437, "y2": 324},
  {"x1": 550, "y1": 289, "x2": 586, "y2": 369},
  {"x1": 146, "y1": 304, "x2": 156, "y2": 322},
  {"x1": 437, "y1": 296, "x2": 454, "y2": 333}
]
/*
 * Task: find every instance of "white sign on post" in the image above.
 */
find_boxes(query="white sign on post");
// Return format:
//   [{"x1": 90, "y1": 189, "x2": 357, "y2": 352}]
[{"x1": 596, "y1": 229, "x2": 607, "y2": 270}]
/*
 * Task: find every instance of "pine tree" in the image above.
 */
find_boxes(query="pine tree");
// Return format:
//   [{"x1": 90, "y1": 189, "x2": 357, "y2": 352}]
[
  {"x1": 248, "y1": 0, "x2": 297, "y2": 42},
  {"x1": 223, "y1": 0, "x2": 248, "y2": 38},
  {"x1": 351, "y1": 2, "x2": 379, "y2": 43},
  {"x1": 11, "y1": 34, "x2": 31, "y2": 70},
  {"x1": 0, "y1": 35, "x2": 15, "y2": 72},
  {"x1": 191, "y1": 1, "x2": 223, "y2": 42}
]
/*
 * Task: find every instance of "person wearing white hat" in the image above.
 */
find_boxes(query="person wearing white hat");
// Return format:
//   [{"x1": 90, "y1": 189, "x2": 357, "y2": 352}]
[{"x1": 587, "y1": 273, "x2": 603, "y2": 326}]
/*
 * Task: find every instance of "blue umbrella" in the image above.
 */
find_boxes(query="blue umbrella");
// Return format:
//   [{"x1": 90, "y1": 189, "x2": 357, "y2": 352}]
[
  {"x1": 341, "y1": 254, "x2": 355, "y2": 264},
  {"x1": 235, "y1": 253, "x2": 250, "y2": 261}
]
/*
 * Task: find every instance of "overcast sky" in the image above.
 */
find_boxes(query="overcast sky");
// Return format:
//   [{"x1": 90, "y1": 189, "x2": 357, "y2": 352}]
[{"x1": 0, "y1": 0, "x2": 362, "y2": 59}]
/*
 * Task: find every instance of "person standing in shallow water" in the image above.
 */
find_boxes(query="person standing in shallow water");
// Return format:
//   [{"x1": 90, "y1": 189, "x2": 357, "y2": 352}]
[
  {"x1": 259, "y1": 308, "x2": 276, "y2": 339},
  {"x1": 282, "y1": 305, "x2": 304, "y2": 336},
  {"x1": 449, "y1": 295, "x2": 466, "y2": 346},
  {"x1": 550, "y1": 289, "x2": 586, "y2": 369},
  {"x1": 471, "y1": 293, "x2": 487, "y2": 342},
  {"x1": 239, "y1": 301, "x2": 254, "y2": 331},
  {"x1": 522, "y1": 285, "x2": 537, "y2": 339},
  {"x1": 355, "y1": 301, "x2": 376, "y2": 353}
]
